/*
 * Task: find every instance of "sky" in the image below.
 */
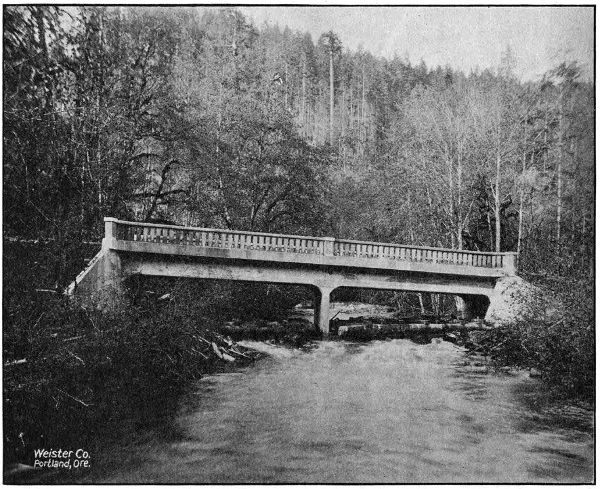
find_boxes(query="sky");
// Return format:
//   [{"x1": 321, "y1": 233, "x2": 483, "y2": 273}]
[{"x1": 238, "y1": 6, "x2": 594, "y2": 82}]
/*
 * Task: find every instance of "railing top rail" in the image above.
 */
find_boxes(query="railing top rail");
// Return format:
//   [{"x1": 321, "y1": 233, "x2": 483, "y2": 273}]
[
  {"x1": 106, "y1": 218, "x2": 517, "y2": 258},
  {"x1": 105, "y1": 218, "x2": 330, "y2": 242},
  {"x1": 334, "y1": 237, "x2": 516, "y2": 256}
]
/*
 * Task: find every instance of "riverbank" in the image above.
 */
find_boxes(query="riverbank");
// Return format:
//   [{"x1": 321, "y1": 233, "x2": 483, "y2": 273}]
[
  {"x1": 3, "y1": 297, "x2": 266, "y2": 482},
  {"x1": 457, "y1": 275, "x2": 594, "y2": 401}
]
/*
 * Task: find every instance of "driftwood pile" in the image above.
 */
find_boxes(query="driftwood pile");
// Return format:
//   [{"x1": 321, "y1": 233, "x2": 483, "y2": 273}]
[{"x1": 188, "y1": 329, "x2": 262, "y2": 364}]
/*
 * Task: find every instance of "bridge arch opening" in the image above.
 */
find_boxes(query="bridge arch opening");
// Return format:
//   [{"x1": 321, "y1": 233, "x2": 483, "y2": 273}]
[
  {"x1": 329, "y1": 287, "x2": 490, "y2": 323},
  {"x1": 125, "y1": 274, "x2": 327, "y2": 331}
]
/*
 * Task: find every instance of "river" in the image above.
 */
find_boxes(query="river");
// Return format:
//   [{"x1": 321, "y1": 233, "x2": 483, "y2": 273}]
[{"x1": 87, "y1": 336, "x2": 593, "y2": 484}]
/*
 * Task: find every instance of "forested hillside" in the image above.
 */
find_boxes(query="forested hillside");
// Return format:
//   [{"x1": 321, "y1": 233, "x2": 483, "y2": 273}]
[{"x1": 4, "y1": 6, "x2": 594, "y2": 286}]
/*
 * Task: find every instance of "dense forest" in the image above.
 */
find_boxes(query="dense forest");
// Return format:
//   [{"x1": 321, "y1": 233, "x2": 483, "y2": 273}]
[{"x1": 4, "y1": 6, "x2": 594, "y2": 287}]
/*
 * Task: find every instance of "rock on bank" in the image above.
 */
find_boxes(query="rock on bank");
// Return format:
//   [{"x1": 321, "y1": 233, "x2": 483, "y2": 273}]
[{"x1": 485, "y1": 276, "x2": 556, "y2": 326}]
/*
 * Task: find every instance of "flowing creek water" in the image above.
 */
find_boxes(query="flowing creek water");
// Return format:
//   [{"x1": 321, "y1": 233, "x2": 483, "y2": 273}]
[{"x1": 86, "y1": 328, "x2": 593, "y2": 484}]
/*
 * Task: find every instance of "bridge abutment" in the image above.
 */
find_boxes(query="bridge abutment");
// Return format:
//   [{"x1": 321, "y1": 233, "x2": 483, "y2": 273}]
[{"x1": 98, "y1": 249, "x2": 126, "y2": 311}]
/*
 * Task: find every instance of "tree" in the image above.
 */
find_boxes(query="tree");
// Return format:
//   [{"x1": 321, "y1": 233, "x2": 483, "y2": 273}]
[{"x1": 318, "y1": 31, "x2": 342, "y2": 145}]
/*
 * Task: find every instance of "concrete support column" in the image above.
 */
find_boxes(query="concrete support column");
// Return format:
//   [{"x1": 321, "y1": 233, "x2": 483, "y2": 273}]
[{"x1": 314, "y1": 286, "x2": 334, "y2": 337}]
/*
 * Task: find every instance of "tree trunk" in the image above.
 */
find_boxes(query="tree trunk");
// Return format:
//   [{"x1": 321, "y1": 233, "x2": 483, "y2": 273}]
[
  {"x1": 494, "y1": 151, "x2": 502, "y2": 252},
  {"x1": 361, "y1": 66, "x2": 366, "y2": 156},
  {"x1": 456, "y1": 143, "x2": 463, "y2": 250},
  {"x1": 302, "y1": 57, "x2": 306, "y2": 136},
  {"x1": 329, "y1": 48, "x2": 334, "y2": 145},
  {"x1": 556, "y1": 105, "x2": 563, "y2": 252},
  {"x1": 284, "y1": 62, "x2": 288, "y2": 110},
  {"x1": 418, "y1": 293, "x2": 425, "y2": 315}
]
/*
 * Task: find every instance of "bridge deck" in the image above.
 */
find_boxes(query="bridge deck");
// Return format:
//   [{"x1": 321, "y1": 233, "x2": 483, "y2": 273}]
[{"x1": 104, "y1": 218, "x2": 517, "y2": 278}]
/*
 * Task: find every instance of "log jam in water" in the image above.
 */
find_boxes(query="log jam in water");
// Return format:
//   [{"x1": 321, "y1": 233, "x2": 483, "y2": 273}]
[{"x1": 96, "y1": 339, "x2": 593, "y2": 483}]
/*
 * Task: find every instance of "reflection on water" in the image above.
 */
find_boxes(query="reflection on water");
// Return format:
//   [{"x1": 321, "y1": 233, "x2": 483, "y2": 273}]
[{"x1": 95, "y1": 339, "x2": 593, "y2": 483}]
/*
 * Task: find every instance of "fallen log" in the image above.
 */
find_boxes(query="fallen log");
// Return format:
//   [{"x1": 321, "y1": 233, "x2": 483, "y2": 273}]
[{"x1": 337, "y1": 321, "x2": 491, "y2": 339}]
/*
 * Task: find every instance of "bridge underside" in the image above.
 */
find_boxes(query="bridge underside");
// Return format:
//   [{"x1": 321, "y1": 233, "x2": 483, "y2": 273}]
[{"x1": 117, "y1": 253, "x2": 496, "y2": 334}]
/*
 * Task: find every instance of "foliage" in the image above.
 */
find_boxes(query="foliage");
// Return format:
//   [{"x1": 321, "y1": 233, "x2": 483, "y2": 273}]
[{"x1": 466, "y1": 276, "x2": 594, "y2": 399}]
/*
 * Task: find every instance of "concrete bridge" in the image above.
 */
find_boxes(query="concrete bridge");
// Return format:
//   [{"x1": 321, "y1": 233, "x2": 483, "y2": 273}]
[{"x1": 68, "y1": 218, "x2": 518, "y2": 335}]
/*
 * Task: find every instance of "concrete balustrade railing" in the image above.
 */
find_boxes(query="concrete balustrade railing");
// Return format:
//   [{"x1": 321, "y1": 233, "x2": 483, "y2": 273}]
[
  {"x1": 334, "y1": 238, "x2": 516, "y2": 271},
  {"x1": 104, "y1": 218, "x2": 517, "y2": 274}
]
